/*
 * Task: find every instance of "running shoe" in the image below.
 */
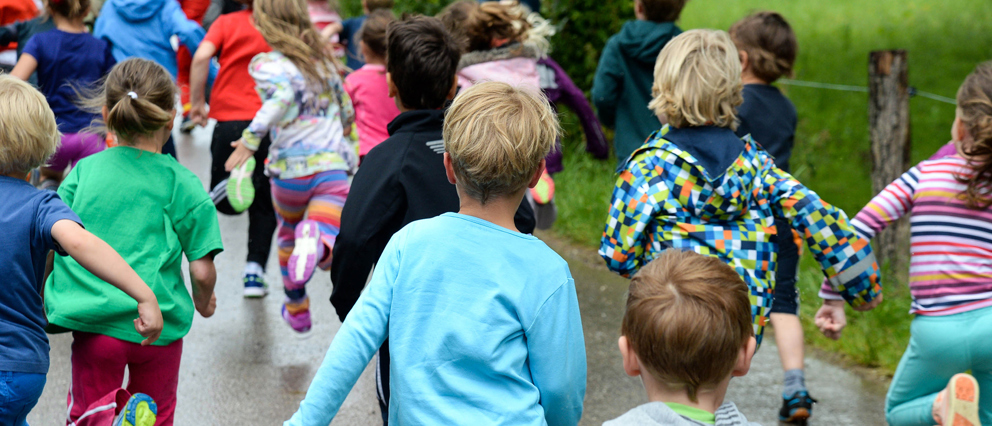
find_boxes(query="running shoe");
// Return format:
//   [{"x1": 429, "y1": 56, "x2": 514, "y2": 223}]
[
  {"x1": 529, "y1": 170, "x2": 555, "y2": 205},
  {"x1": 243, "y1": 273, "x2": 268, "y2": 298},
  {"x1": 282, "y1": 297, "x2": 312, "y2": 334},
  {"x1": 287, "y1": 220, "x2": 323, "y2": 286},
  {"x1": 113, "y1": 393, "x2": 157, "y2": 426},
  {"x1": 779, "y1": 391, "x2": 817, "y2": 423},
  {"x1": 935, "y1": 373, "x2": 979, "y2": 426},
  {"x1": 227, "y1": 157, "x2": 255, "y2": 213},
  {"x1": 180, "y1": 116, "x2": 196, "y2": 133}
]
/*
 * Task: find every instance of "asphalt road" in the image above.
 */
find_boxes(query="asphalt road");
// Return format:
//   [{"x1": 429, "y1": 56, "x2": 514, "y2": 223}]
[{"x1": 28, "y1": 124, "x2": 889, "y2": 425}]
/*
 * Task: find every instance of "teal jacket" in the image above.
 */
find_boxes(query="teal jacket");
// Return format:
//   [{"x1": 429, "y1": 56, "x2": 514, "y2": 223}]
[{"x1": 592, "y1": 20, "x2": 681, "y2": 166}]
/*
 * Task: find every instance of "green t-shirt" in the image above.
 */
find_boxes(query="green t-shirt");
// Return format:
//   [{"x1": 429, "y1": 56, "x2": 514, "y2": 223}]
[
  {"x1": 665, "y1": 403, "x2": 716, "y2": 425},
  {"x1": 45, "y1": 147, "x2": 223, "y2": 345}
]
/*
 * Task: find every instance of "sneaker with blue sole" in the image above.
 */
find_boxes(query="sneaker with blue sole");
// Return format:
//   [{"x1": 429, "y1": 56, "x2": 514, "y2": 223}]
[
  {"x1": 113, "y1": 393, "x2": 157, "y2": 426},
  {"x1": 779, "y1": 391, "x2": 817, "y2": 423},
  {"x1": 244, "y1": 273, "x2": 268, "y2": 298}
]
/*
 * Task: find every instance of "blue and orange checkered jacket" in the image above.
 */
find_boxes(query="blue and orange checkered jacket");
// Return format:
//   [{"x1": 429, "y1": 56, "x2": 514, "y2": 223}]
[{"x1": 599, "y1": 126, "x2": 882, "y2": 343}]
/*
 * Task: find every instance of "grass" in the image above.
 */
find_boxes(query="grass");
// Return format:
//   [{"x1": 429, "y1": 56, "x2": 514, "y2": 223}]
[{"x1": 551, "y1": 0, "x2": 992, "y2": 374}]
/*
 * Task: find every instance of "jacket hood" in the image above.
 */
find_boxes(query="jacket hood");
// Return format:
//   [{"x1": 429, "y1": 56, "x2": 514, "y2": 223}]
[
  {"x1": 108, "y1": 0, "x2": 165, "y2": 21},
  {"x1": 603, "y1": 401, "x2": 758, "y2": 426},
  {"x1": 615, "y1": 20, "x2": 682, "y2": 64},
  {"x1": 628, "y1": 126, "x2": 762, "y2": 222}
]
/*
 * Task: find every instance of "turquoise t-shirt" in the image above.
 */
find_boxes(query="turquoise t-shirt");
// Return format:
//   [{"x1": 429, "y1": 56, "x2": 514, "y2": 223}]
[{"x1": 45, "y1": 146, "x2": 223, "y2": 345}]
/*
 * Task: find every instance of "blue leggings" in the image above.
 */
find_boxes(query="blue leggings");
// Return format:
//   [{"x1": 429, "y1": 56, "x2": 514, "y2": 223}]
[
  {"x1": 0, "y1": 371, "x2": 46, "y2": 426},
  {"x1": 886, "y1": 305, "x2": 992, "y2": 425}
]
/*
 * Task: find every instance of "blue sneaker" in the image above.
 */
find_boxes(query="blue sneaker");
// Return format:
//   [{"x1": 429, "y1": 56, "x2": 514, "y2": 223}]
[
  {"x1": 779, "y1": 391, "x2": 817, "y2": 423},
  {"x1": 113, "y1": 393, "x2": 157, "y2": 426},
  {"x1": 243, "y1": 273, "x2": 268, "y2": 298}
]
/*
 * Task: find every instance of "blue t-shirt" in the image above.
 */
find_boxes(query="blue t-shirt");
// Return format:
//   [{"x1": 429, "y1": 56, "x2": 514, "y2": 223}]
[
  {"x1": 735, "y1": 83, "x2": 797, "y2": 173},
  {"x1": 286, "y1": 213, "x2": 587, "y2": 426},
  {"x1": 23, "y1": 29, "x2": 116, "y2": 134},
  {"x1": 0, "y1": 176, "x2": 81, "y2": 374},
  {"x1": 340, "y1": 16, "x2": 365, "y2": 71}
]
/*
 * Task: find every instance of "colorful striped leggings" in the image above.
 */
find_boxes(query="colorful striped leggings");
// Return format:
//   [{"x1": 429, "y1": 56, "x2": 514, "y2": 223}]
[{"x1": 270, "y1": 170, "x2": 349, "y2": 299}]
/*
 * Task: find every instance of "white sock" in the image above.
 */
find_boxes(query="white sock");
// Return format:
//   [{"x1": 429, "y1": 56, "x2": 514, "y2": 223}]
[{"x1": 243, "y1": 261, "x2": 264, "y2": 277}]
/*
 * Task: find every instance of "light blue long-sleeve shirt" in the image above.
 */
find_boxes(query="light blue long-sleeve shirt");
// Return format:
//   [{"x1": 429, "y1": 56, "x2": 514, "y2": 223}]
[{"x1": 285, "y1": 213, "x2": 587, "y2": 426}]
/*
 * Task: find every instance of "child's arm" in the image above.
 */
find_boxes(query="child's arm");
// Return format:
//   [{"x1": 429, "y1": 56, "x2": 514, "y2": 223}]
[
  {"x1": 226, "y1": 56, "x2": 292, "y2": 171},
  {"x1": 189, "y1": 40, "x2": 217, "y2": 127},
  {"x1": 189, "y1": 257, "x2": 217, "y2": 317},
  {"x1": 165, "y1": 0, "x2": 206, "y2": 55},
  {"x1": 542, "y1": 58, "x2": 609, "y2": 159},
  {"x1": 599, "y1": 165, "x2": 666, "y2": 277},
  {"x1": 525, "y1": 275, "x2": 586, "y2": 426},
  {"x1": 284, "y1": 230, "x2": 401, "y2": 426},
  {"x1": 333, "y1": 77, "x2": 355, "y2": 137},
  {"x1": 9, "y1": 52, "x2": 36, "y2": 81},
  {"x1": 590, "y1": 39, "x2": 624, "y2": 128},
  {"x1": 50, "y1": 220, "x2": 163, "y2": 345}
]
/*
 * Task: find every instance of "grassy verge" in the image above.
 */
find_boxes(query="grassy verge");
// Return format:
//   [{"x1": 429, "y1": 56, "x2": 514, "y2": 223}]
[{"x1": 551, "y1": 0, "x2": 992, "y2": 374}]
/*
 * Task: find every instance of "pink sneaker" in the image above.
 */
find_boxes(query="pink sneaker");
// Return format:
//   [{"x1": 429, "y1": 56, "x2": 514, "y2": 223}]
[
  {"x1": 282, "y1": 297, "x2": 312, "y2": 335},
  {"x1": 287, "y1": 220, "x2": 324, "y2": 286}
]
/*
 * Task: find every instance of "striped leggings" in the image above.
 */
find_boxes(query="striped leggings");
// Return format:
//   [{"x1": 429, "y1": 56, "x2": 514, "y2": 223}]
[{"x1": 270, "y1": 170, "x2": 349, "y2": 298}]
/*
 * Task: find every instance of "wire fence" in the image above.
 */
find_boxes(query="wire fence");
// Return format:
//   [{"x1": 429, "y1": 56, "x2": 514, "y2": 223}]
[{"x1": 779, "y1": 79, "x2": 957, "y2": 105}]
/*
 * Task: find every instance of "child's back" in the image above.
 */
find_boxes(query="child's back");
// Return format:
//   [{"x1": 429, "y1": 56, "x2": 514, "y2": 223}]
[
  {"x1": 94, "y1": 0, "x2": 204, "y2": 78},
  {"x1": 735, "y1": 85, "x2": 796, "y2": 171},
  {"x1": 203, "y1": 8, "x2": 269, "y2": 122}
]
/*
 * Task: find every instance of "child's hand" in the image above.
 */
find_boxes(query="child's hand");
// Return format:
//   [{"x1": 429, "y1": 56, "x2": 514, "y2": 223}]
[
  {"x1": 814, "y1": 300, "x2": 847, "y2": 340},
  {"x1": 134, "y1": 300, "x2": 163, "y2": 346},
  {"x1": 225, "y1": 139, "x2": 256, "y2": 172},
  {"x1": 195, "y1": 291, "x2": 217, "y2": 318},
  {"x1": 189, "y1": 103, "x2": 209, "y2": 127},
  {"x1": 852, "y1": 292, "x2": 883, "y2": 312}
]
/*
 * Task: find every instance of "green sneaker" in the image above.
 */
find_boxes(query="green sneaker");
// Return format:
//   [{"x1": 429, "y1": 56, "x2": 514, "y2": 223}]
[
  {"x1": 113, "y1": 393, "x2": 157, "y2": 426},
  {"x1": 227, "y1": 156, "x2": 256, "y2": 213}
]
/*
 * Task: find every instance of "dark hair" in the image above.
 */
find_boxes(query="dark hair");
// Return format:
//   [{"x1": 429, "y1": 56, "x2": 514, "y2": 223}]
[
  {"x1": 359, "y1": 9, "x2": 394, "y2": 59},
  {"x1": 48, "y1": 0, "x2": 90, "y2": 20},
  {"x1": 365, "y1": 0, "x2": 392, "y2": 12},
  {"x1": 386, "y1": 15, "x2": 461, "y2": 110},
  {"x1": 956, "y1": 62, "x2": 992, "y2": 209},
  {"x1": 729, "y1": 11, "x2": 797, "y2": 83},
  {"x1": 639, "y1": 0, "x2": 688, "y2": 22},
  {"x1": 79, "y1": 58, "x2": 176, "y2": 143}
]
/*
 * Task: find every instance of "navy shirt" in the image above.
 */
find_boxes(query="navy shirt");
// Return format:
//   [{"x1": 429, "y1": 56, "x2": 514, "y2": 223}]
[
  {"x1": 0, "y1": 176, "x2": 81, "y2": 374},
  {"x1": 23, "y1": 29, "x2": 116, "y2": 134},
  {"x1": 340, "y1": 16, "x2": 365, "y2": 71},
  {"x1": 735, "y1": 84, "x2": 797, "y2": 173}
]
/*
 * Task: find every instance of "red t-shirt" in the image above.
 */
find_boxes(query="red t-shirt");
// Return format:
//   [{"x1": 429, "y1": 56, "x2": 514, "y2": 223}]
[{"x1": 203, "y1": 10, "x2": 271, "y2": 122}]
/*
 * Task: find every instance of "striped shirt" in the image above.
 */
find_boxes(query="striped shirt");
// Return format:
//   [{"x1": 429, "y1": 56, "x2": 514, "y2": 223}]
[{"x1": 821, "y1": 156, "x2": 992, "y2": 315}]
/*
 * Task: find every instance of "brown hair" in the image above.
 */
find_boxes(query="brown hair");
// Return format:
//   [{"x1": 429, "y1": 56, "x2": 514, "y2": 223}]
[
  {"x1": 365, "y1": 0, "x2": 393, "y2": 12},
  {"x1": 386, "y1": 15, "x2": 461, "y2": 110},
  {"x1": 0, "y1": 76, "x2": 61, "y2": 174},
  {"x1": 956, "y1": 62, "x2": 992, "y2": 209},
  {"x1": 443, "y1": 82, "x2": 559, "y2": 204},
  {"x1": 638, "y1": 0, "x2": 688, "y2": 22},
  {"x1": 78, "y1": 58, "x2": 176, "y2": 143},
  {"x1": 622, "y1": 249, "x2": 753, "y2": 402},
  {"x1": 359, "y1": 9, "x2": 394, "y2": 59},
  {"x1": 47, "y1": 0, "x2": 90, "y2": 20},
  {"x1": 439, "y1": 1, "x2": 530, "y2": 53},
  {"x1": 254, "y1": 0, "x2": 339, "y2": 93},
  {"x1": 729, "y1": 11, "x2": 797, "y2": 83}
]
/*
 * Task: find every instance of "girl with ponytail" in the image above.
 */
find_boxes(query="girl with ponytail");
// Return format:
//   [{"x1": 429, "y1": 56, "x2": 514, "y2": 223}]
[
  {"x1": 224, "y1": 0, "x2": 357, "y2": 334},
  {"x1": 46, "y1": 58, "x2": 224, "y2": 426},
  {"x1": 830, "y1": 62, "x2": 992, "y2": 426}
]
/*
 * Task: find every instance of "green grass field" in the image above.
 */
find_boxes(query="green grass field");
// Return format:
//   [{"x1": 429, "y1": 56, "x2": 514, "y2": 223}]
[{"x1": 551, "y1": 0, "x2": 992, "y2": 373}]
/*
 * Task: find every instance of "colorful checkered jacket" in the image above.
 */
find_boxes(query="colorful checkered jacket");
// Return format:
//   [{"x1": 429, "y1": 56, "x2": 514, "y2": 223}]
[{"x1": 599, "y1": 126, "x2": 882, "y2": 343}]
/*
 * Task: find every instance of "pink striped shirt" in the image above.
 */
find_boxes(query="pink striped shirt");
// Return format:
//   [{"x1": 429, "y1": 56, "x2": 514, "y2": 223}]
[{"x1": 821, "y1": 156, "x2": 992, "y2": 315}]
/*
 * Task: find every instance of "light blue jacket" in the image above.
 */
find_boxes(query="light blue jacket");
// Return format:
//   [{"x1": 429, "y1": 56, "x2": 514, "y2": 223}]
[
  {"x1": 285, "y1": 213, "x2": 587, "y2": 426},
  {"x1": 93, "y1": 0, "x2": 204, "y2": 79}
]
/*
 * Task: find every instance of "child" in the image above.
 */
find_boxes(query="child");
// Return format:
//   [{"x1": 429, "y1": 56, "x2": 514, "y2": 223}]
[
  {"x1": 819, "y1": 63, "x2": 992, "y2": 426},
  {"x1": 44, "y1": 58, "x2": 222, "y2": 426},
  {"x1": 607, "y1": 249, "x2": 759, "y2": 426},
  {"x1": 189, "y1": 0, "x2": 276, "y2": 297},
  {"x1": 329, "y1": 17, "x2": 536, "y2": 422},
  {"x1": 0, "y1": 13, "x2": 56, "y2": 85},
  {"x1": 329, "y1": 0, "x2": 393, "y2": 71},
  {"x1": 224, "y1": 0, "x2": 357, "y2": 334},
  {"x1": 592, "y1": 0, "x2": 684, "y2": 165},
  {"x1": 344, "y1": 8, "x2": 400, "y2": 159},
  {"x1": 10, "y1": 0, "x2": 115, "y2": 190},
  {"x1": 176, "y1": 0, "x2": 212, "y2": 132},
  {"x1": 0, "y1": 74, "x2": 162, "y2": 426},
  {"x1": 289, "y1": 81, "x2": 585, "y2": 426},
  {"x1": 729, "y1": 11, "x2": 811, "y2": 423},
  {"x1": 599, "y1": 29, "x2": 883, "y2": 348}
]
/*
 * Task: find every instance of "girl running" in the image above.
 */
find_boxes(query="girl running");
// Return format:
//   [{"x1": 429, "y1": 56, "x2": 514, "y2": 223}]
[
  {"x1": 45, "y1": 58, "x2": 223, "y2": 426},
  {"x1": 819, "y1": 62, "x2": 992, "y2": 426},
  {"x1": 11, "y1": 0, "x2": 116, "y2": 189},
  {"x1": 225, "y1": 0, "x2": 357, "y2": 334}
]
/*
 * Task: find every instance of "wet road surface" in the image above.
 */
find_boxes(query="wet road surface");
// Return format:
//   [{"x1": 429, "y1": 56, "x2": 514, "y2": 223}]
[{"x1": 29, "y1": 125, "x2": 888, "y2": 425}]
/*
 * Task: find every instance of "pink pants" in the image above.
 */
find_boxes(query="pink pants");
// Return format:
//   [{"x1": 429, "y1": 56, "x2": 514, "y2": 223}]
[{"x1": 67, "y1": 332, "x2": 183, "y2": 426}]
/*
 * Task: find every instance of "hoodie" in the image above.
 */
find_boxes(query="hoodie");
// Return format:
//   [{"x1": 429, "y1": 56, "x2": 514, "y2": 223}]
[
  {"x1": 599, "y1": 126, "x2": 882, "y2": 345},
  {"x1": 94, "y1": 0, "x2": 204, "y2": 79},
  {"x1": 592, "y1": 20, "x2": 681, "y2": 165},
  {"x1": 604, "y1": 402, "x2": 761, "y2": 426},
  {"x1": 457, "y1": 41, "x2": 543, "y2": 91}
]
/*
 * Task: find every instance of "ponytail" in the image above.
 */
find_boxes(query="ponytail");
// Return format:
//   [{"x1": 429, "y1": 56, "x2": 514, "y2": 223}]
[
  {"x1": 105, "y1": 92, "x2": 174, "y2": 142},
  {"x1": 956, "y1": 62, "x2": 992, "y2": 209}
]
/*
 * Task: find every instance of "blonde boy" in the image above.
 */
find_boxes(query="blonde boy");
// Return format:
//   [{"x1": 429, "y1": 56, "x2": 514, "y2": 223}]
[
  {"x1": 607, "y1": 249, "x2": 759, "y2": 426},
  {"x1": 285, "y1": 82, "x2": 586, "y2": 426},
  {"x1": 599, "y1": 29, "x2": 883, "y2": 347}
]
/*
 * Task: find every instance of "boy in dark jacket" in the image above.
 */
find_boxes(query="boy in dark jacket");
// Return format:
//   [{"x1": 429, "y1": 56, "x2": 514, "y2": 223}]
[
  {"x1": 328, "y1": 16, "x2": 534, "y2": 425},
  {"x1": 592, "y1": 0, "x2": 685, "y2": 165}
]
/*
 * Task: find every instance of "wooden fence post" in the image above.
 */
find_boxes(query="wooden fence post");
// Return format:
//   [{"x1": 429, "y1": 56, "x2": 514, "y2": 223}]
[{"x1": 868, "y1": 50, "x2": 911, "y2": 277}]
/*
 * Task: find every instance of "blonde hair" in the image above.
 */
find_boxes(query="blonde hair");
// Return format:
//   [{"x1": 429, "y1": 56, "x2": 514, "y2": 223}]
[
  {"x1": 649, "y1": 29, "x2": 743, "y2": 130},
  {"x1": 0, "y1": 75, "x2": 61, "y2": 174},
  {"x1": 443, "y1": 82, "x2": 559, "y2": 204},
  {"x1": 956, "y1": 62, "x2": 992, "y2": 209},
  {"x1": 440, "y1": 1, "x2": 550, "y2": 55},
  {"x1": 254, "y1": 0, "x2": 340, "y2": 93},
  {"x1": 78, "y1": 58, "x2": 176, "y2": 144}
]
